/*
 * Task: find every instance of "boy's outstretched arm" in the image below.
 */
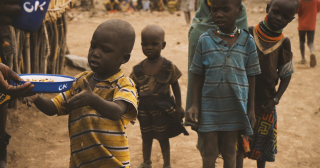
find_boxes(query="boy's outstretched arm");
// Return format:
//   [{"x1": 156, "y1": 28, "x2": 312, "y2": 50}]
[
  {"x1": 171, "y1": 81, "x2": 185, "y2": 119},
  {"x1": 247, "y1": 76, "x2": 256, "y2": 129},
  {"x1": 186, "y1": 74, "x2": 204, "y2": 123},
  {"x1": 62, "y1": 78, "x2": 128, "y2": 121},
  {"x1": 23, "y1": 95, "x2": 58, "y2": 116}
]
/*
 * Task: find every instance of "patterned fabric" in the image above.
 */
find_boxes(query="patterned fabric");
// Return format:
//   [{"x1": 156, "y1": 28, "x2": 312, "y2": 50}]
[
  {"x1": 247, "y1": 106, "x2": 277, "y2": 161},
  {"x1": 189, "y1": 29, "x2": 261, "y2": 136},
  {"x1": 249, "y1": 27, "x2": 294, "y2": 104},
  {"x1": 52, "y1": 70, "x2": 138, "y2": 168},
  {"x1": 237, "y1": 135, "x2": 250, "y2": 154},
  {"x1": 130, "y1": 58, "x2": 188, "y2": 140}
]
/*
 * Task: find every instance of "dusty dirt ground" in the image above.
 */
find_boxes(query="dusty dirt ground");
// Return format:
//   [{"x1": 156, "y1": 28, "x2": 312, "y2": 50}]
[{"x1": 4, "y1": 1, "x2": 320, "y2": 168}]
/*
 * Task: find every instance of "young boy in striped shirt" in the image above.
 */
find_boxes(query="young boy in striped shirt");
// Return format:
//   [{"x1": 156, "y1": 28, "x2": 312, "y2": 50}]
[{"x1": 23, "y1": 19, "x2": 138, "y2": 168}]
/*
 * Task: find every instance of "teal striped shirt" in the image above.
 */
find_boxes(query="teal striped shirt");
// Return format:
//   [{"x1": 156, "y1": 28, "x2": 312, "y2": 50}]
[{"x1": 189, "y1": 29, "x2": 261, "y2": 136}]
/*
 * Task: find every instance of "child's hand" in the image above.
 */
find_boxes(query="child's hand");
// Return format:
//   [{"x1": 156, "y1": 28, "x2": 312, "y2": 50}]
[
  {"x1": 61, "y1": 78, "x2": 95, "y2": 110},
  {"x1": 262, "y1": 99, "x2": 275, "y2": 113},
  {"x1": 247, "y1": 109, "x2": 256, "y2": 129},
  {"x1": 21, "y1": 94, "x2": 39, "y2": 107},
  {"x1": 186, "y1": 106, "x2": 199, "y2": 123},
  {"x1": 175, "y1": 106, "x2": 185, "y2": 120}
]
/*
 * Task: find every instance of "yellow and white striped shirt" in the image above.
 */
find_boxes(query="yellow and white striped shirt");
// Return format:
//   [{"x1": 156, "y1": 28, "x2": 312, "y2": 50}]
[{"x1": 52, "y1": 70, "x2": 138, "y2": 168}]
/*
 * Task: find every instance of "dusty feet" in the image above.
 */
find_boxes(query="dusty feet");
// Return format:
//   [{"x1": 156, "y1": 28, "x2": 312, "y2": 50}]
[
  {"x1": 310, "y1": 54, "x2": 317, "y2": 67},
  {"x1": 298, "y1": 58, "x2": 306, "y2": 64},
  {"x1": 138, "y1": 163, "x2": 152, "y2": 168}
]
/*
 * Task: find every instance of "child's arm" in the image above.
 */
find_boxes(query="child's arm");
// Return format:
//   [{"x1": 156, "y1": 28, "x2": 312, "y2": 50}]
[
  {"x1": 171, "y1": 81, "x2": 184, "y2": 119},
  {"x1": 23, "y1": 94, "x2": 58, "y2": 116},
  {"x1": 186, "y1": 74, "x2": 204, "y2": 123},
  {"x1": 262, "y1": 38, "x2": 292, "y2": 113},
  {"x1": 247, "y1": 76, "x2": 256, "y2": 129},
  {"x1": 262, "y1": 76, "x2": 291, "y2": 113},
  {"x1": 62, "y1": 78, "x2": 128, "y2": 121}
]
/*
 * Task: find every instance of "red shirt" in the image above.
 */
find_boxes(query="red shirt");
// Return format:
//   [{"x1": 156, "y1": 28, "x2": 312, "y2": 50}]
[{"x1": 297, "y1": 0, "x2": 320, "y2": 31}]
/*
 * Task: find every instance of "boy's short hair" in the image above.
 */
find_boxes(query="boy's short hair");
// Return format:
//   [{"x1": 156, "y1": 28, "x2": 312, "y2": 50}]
[
  {"x1": 141, "y1": 25, "x2": 165, "y2": 41},
  {"x1": 97, "y1": 19, "x2": 136, "y2": 53},
  {"x1": 270, "y1": 0, "x2": 299, "y2": 12},
  {"x1": 234, "y1": 0, "x2": 242, "y2": 6}
]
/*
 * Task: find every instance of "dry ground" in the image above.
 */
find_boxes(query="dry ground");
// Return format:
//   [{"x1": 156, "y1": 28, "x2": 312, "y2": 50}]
[{"x1": 5, "y1": 1, "x2": 320, "y2": 168}]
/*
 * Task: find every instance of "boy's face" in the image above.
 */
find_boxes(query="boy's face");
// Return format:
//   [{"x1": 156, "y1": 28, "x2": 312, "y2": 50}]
[
  {"x1": 210, "y1": 0, "x2": 242, "y2": 33},
  {"x1": 88, "y1": 30, "x2": 127, "y2": 76},
  {"x1": 266, "y1": 0, "x2": 296, "y2": 31},
  {"x1": 141, "y1": 31, "x2": 166, "y2": 59}
]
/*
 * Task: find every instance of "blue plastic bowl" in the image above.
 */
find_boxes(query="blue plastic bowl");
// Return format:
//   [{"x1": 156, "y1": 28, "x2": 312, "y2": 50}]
[
  {"x1": 11, "y1": 74, "x2": 76, "y2": 93},
  {"x1": 11, "y1": 0, "x2": 51, "y2": 32}
]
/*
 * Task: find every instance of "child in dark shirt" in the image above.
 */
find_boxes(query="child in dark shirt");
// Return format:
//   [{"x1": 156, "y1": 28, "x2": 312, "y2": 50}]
[
  {"x1": 130, "y1": 25, "x2": 187, "y2": 168},
  {"x1": 246, "y1": 0, "x2": 299, "y2": 167}
]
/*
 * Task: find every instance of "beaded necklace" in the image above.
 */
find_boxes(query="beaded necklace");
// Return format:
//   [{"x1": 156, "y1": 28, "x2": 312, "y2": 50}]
[
  {"x1": 93, "y1": 73, "x2": 105, "y2": 82},
  {"x1": 255, "y1": 16, "x2": 284, "y2": 43},
  {"x1": 216, "y1": 26, "x2": 241, "y2": 38}
]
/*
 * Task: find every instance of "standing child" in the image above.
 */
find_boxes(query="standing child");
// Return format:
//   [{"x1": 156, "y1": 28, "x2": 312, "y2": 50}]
[
  {"x1": 23, "y1": 19, "x2": 138, "y2": 168},
  {"x1": 186, "y1": 0, "x2": 261, "y2": 167},
  {"x1": 180, "y1": 0, "x2": 194, "y2": 26},
  {"x1": 130, "y1": 25, "x2": 187, "y2": 168},
  {"x1": 297, "y1": 0, "x2": 320, "y2": 67},
  {"x1": 246, "y1": 0, "x2": 299, "y2": 167}
]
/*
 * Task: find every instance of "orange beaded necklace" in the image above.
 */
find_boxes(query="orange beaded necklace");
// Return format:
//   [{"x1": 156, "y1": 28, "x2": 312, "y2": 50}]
[{"x1": 255, "y1": 16, "x2": 284, "y2": 43}]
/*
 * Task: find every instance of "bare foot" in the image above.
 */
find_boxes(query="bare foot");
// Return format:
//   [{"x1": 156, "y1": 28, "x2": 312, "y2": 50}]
[{"x1": 298, "y1": 58, "x2": 306, "y2": 64}]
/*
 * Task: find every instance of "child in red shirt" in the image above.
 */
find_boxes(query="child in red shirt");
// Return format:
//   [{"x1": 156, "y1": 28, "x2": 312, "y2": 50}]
[{"x1": 297, "y1": 0, "x2": 320, "y2": 67}]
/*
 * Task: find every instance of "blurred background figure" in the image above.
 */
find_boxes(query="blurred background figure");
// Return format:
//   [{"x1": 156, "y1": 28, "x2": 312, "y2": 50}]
[
  {"x1": 120, "y1": 0, "x2": 135, "y2": 13},
  {"x1": 150, "y1": 0, "x2": 165, "y2": 12},
  {"x1": 180, "y1": 0, "x2": 194, "y2": 26},
  {"x1": 142, "y1": 0, "x2": 150, "y2": 11},
  {"x1": 167, "y1": 0, "x2": 177, "y2": 14},
  {"x1": 104, "y1": 0, "x2": 121, "y2": 12},
  {"x1": 296, "y1": 0, "x2": 320, "y2": 67}
]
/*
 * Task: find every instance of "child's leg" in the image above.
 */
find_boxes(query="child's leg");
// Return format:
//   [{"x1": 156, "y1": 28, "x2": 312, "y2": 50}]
[
  {"x1": 307, "y1": 31, "x2": 316, "y2": 67},
  {"x1": 159, "y1": 139, "x2": 170, "y2": 167},
  {"x1": 142, "y1": 139, "x2": 153, "y2": 163},
  {"x1": 201, "y1": 131, "x2": 219, "y2": 168},
  {"x1": 299, "y1": 30, "x2": 306, "y2": 62},
  {"x1": 186, "y1": 11, "x2": 191, "y2": 24},
  {"x1": 236, "y1": 153, "x2": 244, "y2": 168},
  {"x1": 257, "y1": 160, "x2": 266, "y2": 168},
  {"x1": 184, "y1": 11, "x2": 190, "y2": 25},
  {"x1": 306, "y1": 31, "x2": 315, "y2": 54},
  {"x1": 220, "y1": 131, "x2": 238, "y2": 168}
]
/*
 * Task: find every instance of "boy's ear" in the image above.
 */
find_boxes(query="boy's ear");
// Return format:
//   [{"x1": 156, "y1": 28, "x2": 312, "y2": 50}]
[
  {"x1": 121, "y1": 53, "x2": 131, "y2": 64},
  {"x1": 266, "y1": 3, "x2": 270, "y2": 13},
  {"x1": 162, "y1": 41, "x2": 166, "y2": 49}
]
